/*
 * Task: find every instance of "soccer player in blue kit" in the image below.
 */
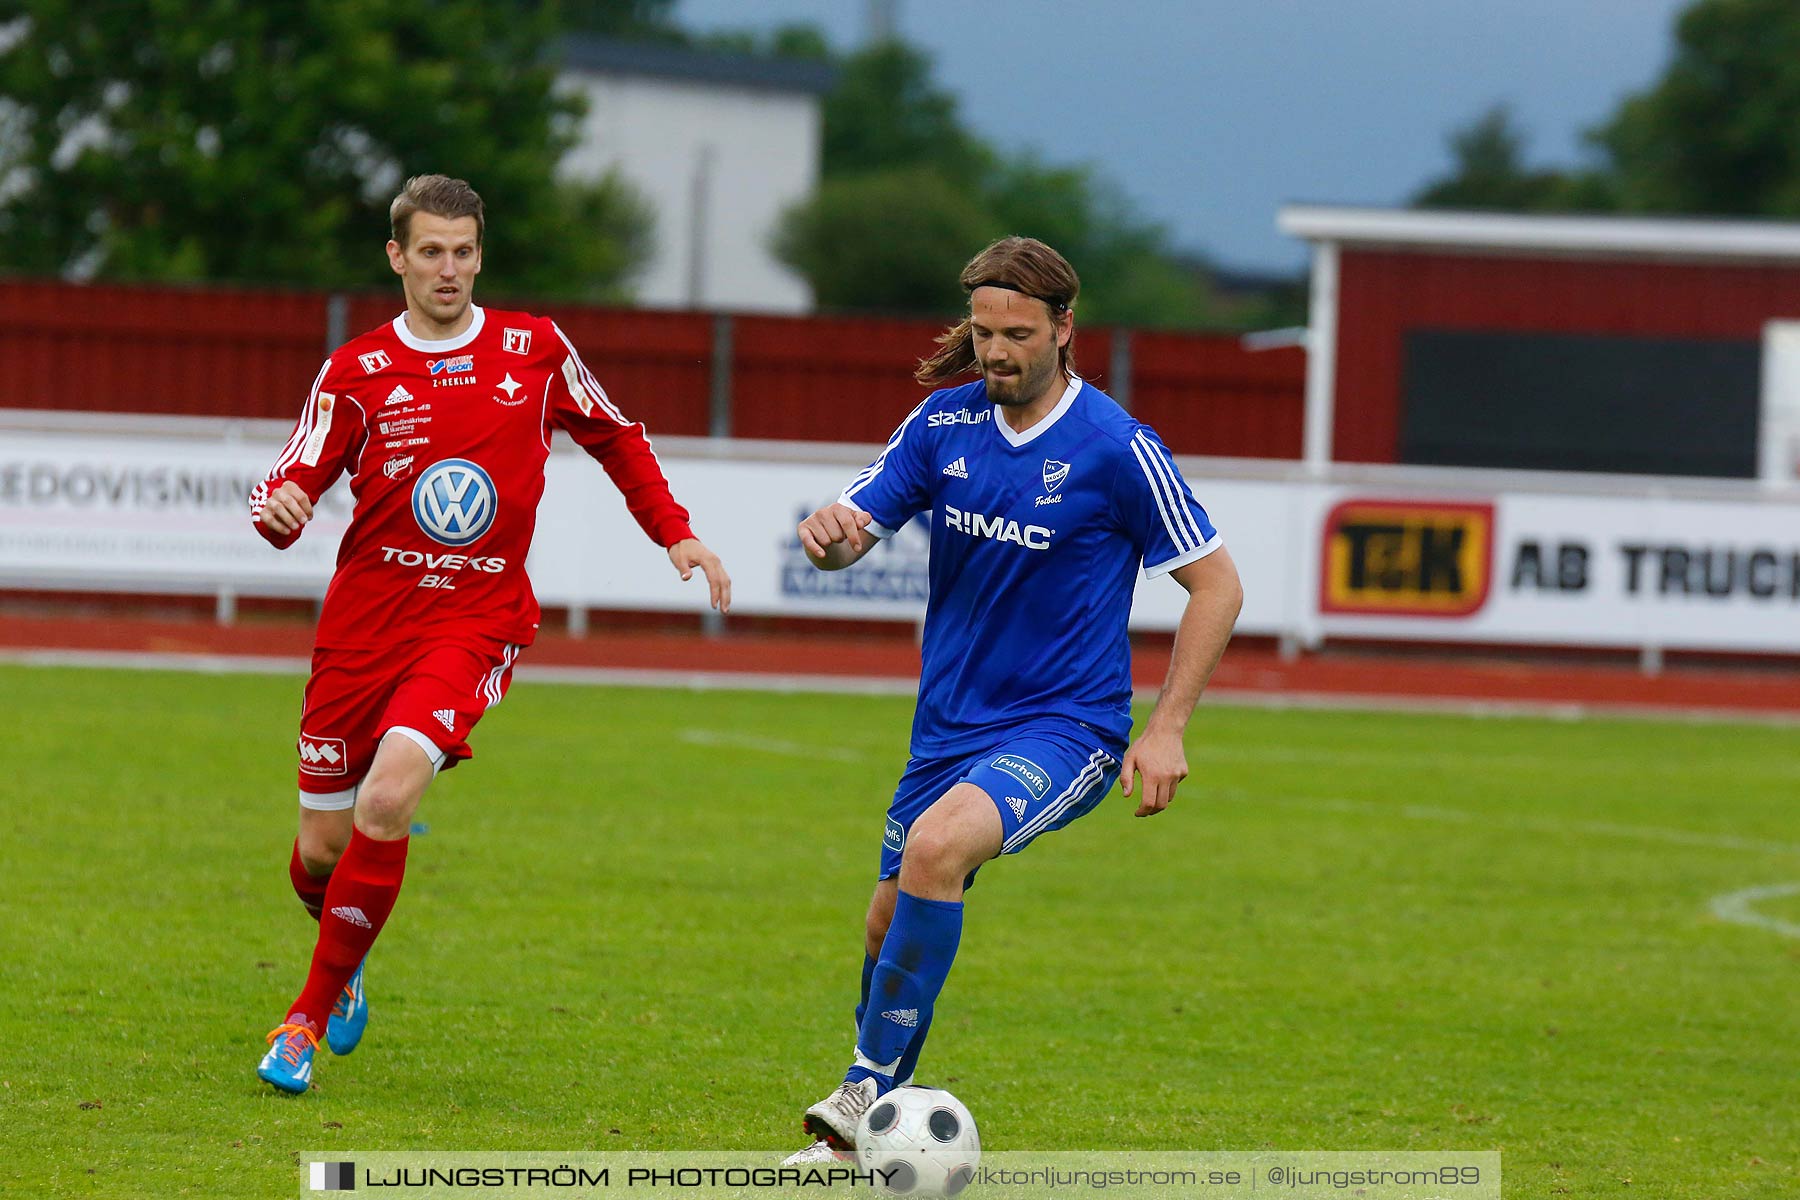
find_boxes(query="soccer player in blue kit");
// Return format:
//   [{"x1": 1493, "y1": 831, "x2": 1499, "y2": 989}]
[{"x1": 786, "y1": 237, "x2": 1243, "y2": 1157}]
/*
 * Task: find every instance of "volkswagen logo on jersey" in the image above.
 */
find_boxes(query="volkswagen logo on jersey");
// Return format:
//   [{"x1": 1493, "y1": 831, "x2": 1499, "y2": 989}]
[{"x1": 411, "y1": 458, "x2": 497, "y2": 546}]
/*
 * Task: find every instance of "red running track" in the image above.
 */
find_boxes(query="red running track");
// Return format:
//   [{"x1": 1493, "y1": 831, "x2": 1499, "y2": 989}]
[{"x1": 3, "y1": 612, "x2": 1798, "y2": 721}]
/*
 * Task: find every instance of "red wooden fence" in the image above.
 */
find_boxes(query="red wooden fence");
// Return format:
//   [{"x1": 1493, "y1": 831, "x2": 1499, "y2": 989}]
[{"x1": 0, "y1": 277, "x2": 1304, "y2": 457}]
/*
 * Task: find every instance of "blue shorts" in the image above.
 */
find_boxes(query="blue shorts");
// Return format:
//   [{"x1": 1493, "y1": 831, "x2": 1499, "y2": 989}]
[{"x1": 879, "y1": 721, "x2": 1123, "y2": 881}]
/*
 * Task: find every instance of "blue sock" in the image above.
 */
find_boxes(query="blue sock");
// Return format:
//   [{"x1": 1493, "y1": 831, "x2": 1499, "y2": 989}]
[
  {"x1": 854, "y1": 952, "x2": 877, "y2": 1030},
  {"x1": 894, "y1": 1010, "x2": 933, "y2": 1086},
  {"x1": 848, "y1": 890, "x2": 962, "y2": 1089},
  {"x1": 857, "y1": 940, "x2": 932, "y2": 1085}
]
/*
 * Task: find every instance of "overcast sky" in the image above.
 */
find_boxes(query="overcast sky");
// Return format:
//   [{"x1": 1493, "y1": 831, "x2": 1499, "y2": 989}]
[{"x1": 676, "y1": 0, "x2": 1691, "y2": 274}]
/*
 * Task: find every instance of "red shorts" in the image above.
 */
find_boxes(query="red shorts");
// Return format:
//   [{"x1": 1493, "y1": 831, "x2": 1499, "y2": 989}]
[{"x1": 295, "y1": 635, "x2": 524, "y2": 808}]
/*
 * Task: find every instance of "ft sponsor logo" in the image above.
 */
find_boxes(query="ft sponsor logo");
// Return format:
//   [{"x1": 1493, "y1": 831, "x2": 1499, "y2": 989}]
[{"x1": 1320, "y1": 498, "x2": 1494, "y2": 617}]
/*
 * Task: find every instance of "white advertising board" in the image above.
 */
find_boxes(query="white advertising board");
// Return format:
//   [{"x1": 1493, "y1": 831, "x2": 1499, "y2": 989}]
[
  {"x1": 4, "y1": 420, "x2": 1799, "y2": 654},
  {"x1": 1312, "y1": 488, "x2": 1800, "y2": 650},
  {"x1": 530, "y1": 453, "x2": 1299, "y2": 636},
  {"x1": 0, "y1": 432, "x2": 352, "y2": 594}
]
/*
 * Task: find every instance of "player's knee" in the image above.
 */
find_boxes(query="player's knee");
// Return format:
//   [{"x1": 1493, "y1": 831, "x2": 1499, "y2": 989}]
[
  {"x1": 899, "y1": 819, "x2": 970, "y2": 886},
  {"x1": 352, "y1": 778, "x2": 416, "y2": 840},
  {"x1": 864, "y1": 905, "x2": 894, "y2": 958},
  {"x1": 297, "y1": 826, "x2": 349, "y2": 874}
]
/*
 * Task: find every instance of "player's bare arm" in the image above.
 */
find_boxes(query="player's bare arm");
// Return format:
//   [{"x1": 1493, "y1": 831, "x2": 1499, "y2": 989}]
[
  {"x1": 668, "y1": 537, "x2": 733, "y2": 612},
  {"x1": 258, "y1": 480, "x2": 314, "y2": 537},
  {"x1": 1120, "y1": 546, "x2": 1243, "y2": 817},
  {"x1": 797, "y1": 502, "x2": 877, "y2": 570}
]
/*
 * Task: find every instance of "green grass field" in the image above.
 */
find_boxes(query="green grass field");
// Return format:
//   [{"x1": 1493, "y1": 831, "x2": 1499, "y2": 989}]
[{"x1": 3, "y1": 662, "x2": 1796, "y2": 1198}]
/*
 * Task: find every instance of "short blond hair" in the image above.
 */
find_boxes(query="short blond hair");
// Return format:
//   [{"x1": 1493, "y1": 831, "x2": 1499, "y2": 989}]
[{"x1": 389, "y1": 174, "x2": 485, "y2": 249}]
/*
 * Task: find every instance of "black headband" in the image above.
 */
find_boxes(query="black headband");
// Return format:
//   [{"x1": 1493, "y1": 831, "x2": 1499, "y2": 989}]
[{"x1": 967, "y1": 278, "x2": 1071, "y2": 312}]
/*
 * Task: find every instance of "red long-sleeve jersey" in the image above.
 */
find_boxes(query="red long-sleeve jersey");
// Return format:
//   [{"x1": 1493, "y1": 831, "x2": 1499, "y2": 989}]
[{"x1": 251, "y1": 305, "x2": 693, "y2": 650}]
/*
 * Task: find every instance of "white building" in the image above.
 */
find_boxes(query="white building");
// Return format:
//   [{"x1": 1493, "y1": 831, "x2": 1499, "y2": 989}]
[{"x1": 558, "y1": 37, "x2": 835, "y2": 314}]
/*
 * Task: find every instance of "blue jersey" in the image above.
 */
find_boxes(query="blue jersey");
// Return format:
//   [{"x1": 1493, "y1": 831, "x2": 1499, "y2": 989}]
[{"x1": 841, "y1": 376, "x2": 1221, "y2": 758}]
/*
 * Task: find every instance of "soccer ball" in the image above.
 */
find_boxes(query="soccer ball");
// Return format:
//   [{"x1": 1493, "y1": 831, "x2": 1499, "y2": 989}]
[{"x1": 855, "y1": 1086, "x2": 981, "y2": 1198}]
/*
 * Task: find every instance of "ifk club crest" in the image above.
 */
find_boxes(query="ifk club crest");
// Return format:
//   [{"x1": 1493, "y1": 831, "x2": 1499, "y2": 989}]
[
  {"x1": 411, "y1": 458, "x2": 497, "y2": 546},
  {"x1": 1042, "y1": 459, "x2": 1070, "y2": 493}
]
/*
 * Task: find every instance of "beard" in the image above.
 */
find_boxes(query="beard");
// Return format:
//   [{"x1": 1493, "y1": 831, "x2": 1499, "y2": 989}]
[{"x1": 984, "y1": 351, "x2": 1059, "y2": 407}]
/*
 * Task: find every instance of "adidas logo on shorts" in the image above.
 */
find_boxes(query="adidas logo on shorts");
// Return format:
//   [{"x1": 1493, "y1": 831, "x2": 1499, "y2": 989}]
[
  {"x1": 433, "y1": 708, "x2": 456, "y2": 731},
  {"x1": 1005, "y1": 795, "x2": 1028, "y2": 819}
]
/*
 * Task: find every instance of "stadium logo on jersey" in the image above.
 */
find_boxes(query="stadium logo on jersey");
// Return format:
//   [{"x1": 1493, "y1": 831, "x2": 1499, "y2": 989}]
[
  {"x1": 941, "y1": 456, "x2": 970, "y2": 478},
  {"x1": 503, "y1": 328, "x2": 532, "y2": 355},
  {"x1": 990, "y1": 754, "x2": 1051, "y2": 800},
  {"x1": 1042, "y1": 459, "x2": 1070, "y2": 493},
  {"x1": 411, "y1": 458, "x2": 498, "y2": 546},
  {"x1": 358, "y1": 350, "x2": 391, "y2": 374},
  {"x1": 941, "y1": 504, "x2": 1053, "y2": 550},
  {"x1": 298, "y1": 735, "x2": 347, "y2": 776},
  {"x1": 927, "y1": 407, "x2": 991, "y2": 427},
  {"x1": 427, "y1": 354, "x2": 475, "y2": 376},
  {"x1": 1320, "y1": 498, "x2": 1495, "y2": 618}
]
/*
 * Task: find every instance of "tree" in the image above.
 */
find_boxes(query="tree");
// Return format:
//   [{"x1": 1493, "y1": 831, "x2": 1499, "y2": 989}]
[
  {"x1": 771, "y1": 38, "x2": 1231, "y2": 326},
  {"x1": 818, "y1": 41, "x2": 990, "y2": 183},
  {"x1": 1413, "y1": 105, "x2": 1594, "y2": 211},
  {"x1": 771, "y1": 167, "x2": 999, "y2": 312},
  {"x1": 0, "y1": 1, "x2": 652, "y2": 299},
  {"x1": 1594, "y1": 0, "x2": 1800, "y2": 216},
  {"x1": 1418, "y1": 1, "x2": 1800, "y2": 221},
  {"x1": 554, "y1": 0, "x2": 683, "y2": 39}
]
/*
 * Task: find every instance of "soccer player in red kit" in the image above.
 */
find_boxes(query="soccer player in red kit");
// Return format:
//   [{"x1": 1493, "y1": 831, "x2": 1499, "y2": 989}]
[{"x1": 249, "y1": 174, "x2": 731, "y2": 1093}]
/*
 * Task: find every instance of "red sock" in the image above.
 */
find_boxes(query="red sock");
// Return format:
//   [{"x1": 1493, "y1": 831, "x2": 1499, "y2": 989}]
[
  {"x1": 288, "y1": 840, "x2": 330, "y2": 921},
  {"x1": 286, "y1": 827, "x2": 408, "y2": 1036}
]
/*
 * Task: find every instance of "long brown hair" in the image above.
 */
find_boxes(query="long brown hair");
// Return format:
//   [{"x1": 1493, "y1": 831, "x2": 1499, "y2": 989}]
[{"x1": 915, "y1": 237, "x2": 1081, "y2": 387}]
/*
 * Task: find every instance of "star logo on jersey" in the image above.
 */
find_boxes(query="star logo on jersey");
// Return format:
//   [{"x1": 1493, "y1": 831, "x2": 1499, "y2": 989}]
[
  {"x1": 411, "y1": 458, "x2": 498, "y2": 547},
  {"x1": 1043, "y1": 459, "x2": 1071, "y2": 493},
  {"x1": 358, "y1": 349, "x2": 391, "y2": 374},
  {"x1": 494, "y1": 373, "x2": 524, "y2": 405},
  {"x1": 942, "y1": 456, "x2": 970, "y2": 478},
  {"x1": 503, "y1": 328, "x2": 532, "y2": 355}
]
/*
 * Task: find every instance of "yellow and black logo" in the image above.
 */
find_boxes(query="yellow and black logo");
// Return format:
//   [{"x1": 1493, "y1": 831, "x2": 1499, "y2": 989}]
[{"x1": 1320, "y1": 499, "x2": 1494, "y2": 617}]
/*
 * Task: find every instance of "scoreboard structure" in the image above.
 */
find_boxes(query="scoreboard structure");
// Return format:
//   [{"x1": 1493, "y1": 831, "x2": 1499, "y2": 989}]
[{"x1": 1278, "y1": 205, "x2": 1800, "y2": 484}]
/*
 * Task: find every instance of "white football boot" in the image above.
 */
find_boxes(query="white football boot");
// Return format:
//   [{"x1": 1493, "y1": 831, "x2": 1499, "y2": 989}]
[
  {"x1": 780, "y1": 1140, "x2": 850, "y2": 1166},
  {"x1": 801, "y1": 1076, "x2": 881, "y2": 1149}
]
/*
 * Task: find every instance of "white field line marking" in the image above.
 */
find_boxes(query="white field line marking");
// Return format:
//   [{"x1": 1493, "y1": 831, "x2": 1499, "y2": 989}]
[
  {"x1": 1203, "y1": 741, "x2": 1800, "y2": 781},
  {"x1": 8, "y1": 649, "x2": 1800, "y2": 726},
  {"x1": 1225, "y1": 791, "x2": 1800, "y2": 941},
  {"x1": 1709, "y1": 884, "x2": 1800, "y2": 940},
  {"x1": 1230, "y1": 791, "x2": 1800, "y2": 859},
  {"x1": 679, "y1": 728, "x2": 864, "y2": 764}
]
